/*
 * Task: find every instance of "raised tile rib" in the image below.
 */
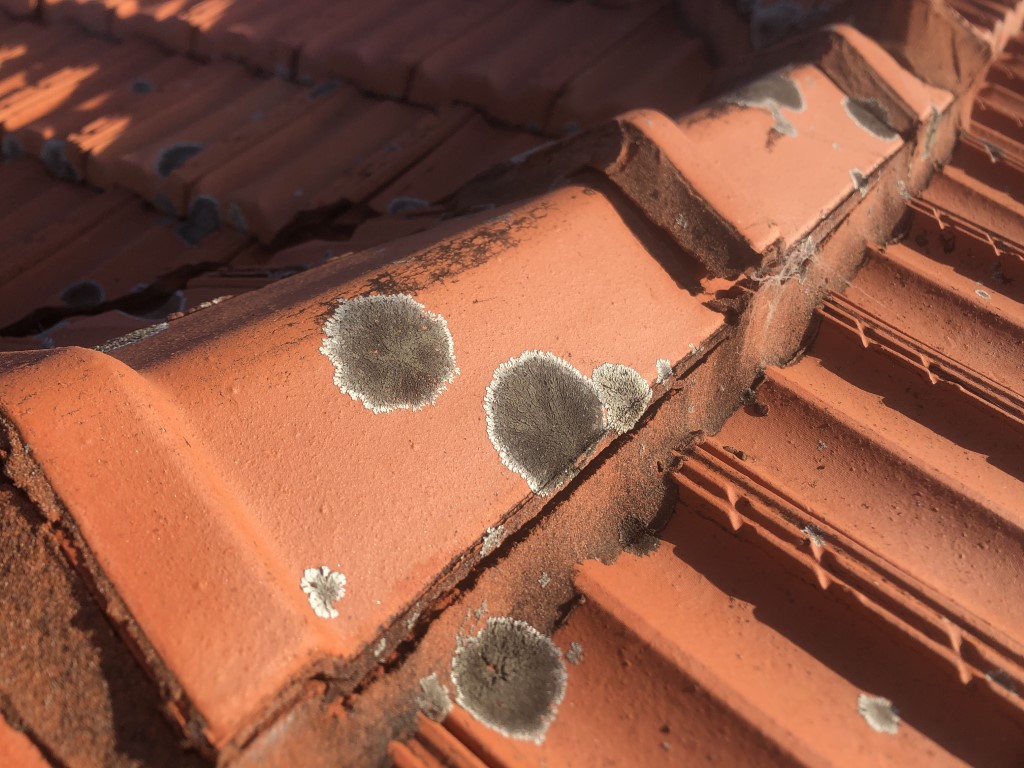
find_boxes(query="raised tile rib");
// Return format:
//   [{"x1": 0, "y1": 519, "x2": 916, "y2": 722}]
[
  {"x1": 394, "y1": 714, "x2": 489, "y2": 768},
  {"x1": 710, "y1": 340, "x2": 1024, "y2": 648},
  {"x1": 668, "y1": 460, "x2": 1024, "y2": 765}
]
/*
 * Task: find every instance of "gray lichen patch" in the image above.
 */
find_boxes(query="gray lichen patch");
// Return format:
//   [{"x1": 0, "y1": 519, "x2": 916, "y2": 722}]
[
  {"x1": 732, "y1": 72, "x2": 804, "y2": 111},
  {"x1": 857, "y1": 693, "x2": 900, "y2": 735},
  {"x1": 850, "y1": 169, "x2": 869, "y2": 198},
  {"x1": 592, "y1": 363, "x2": 652, "y2": 434},
  {"x1": 41, "y1": 139, "x2": 81, "y2": 181},
  {"x1": 300, "y1": 566, "x2": 346, "y2": 620},
  {"x1": 386, "y1": 196, "x2": 430, "y2": 215},
  {"x1": 451, "y1": 617, "x2": 567, "y2": 743},
  {"x1": 566, "y1": 642, "x2": 583, "y2": 666},
  {"x1": 843, "y1": 97, "x2": 898, "y2": 141},
  {"x1": 320, "y1": 293, "x2": 458, "y2": 414},
  {"x1": 484, "y1": 351, "x2": 605, "y2": 495},
  {"x1": 61, "y1": 280, "x2": 105, "y2": 309},
  {"x1": 729, "y1": 71, "x2": 804, "y2": 138},
  {"x1": 417, "y1": 673, "x2": 452, "y2": 722},
  {"x1": 179, "y1": 196, "x2": 220, "y2": 244}
]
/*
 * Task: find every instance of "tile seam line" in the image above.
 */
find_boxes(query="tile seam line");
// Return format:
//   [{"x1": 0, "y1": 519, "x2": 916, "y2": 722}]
[
  {"x1": 0, "y1": 412, "x2": 217, "y2": 760},
  {"x1": 820, "y1": 295, "x2": 1024, "y2": 418}
]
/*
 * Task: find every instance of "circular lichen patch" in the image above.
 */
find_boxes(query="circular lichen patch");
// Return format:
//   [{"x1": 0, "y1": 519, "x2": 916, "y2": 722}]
[
  {"x1": 592, "y1": 363, "x2": 652, "y2": 434},
  {"x1": 484, "y1": 351, "x2": 605, "y2": 494},
  {"x1": 451, "y1": 617, "x2": 567, "y2": 743},
  {"x1": 320, "y1": 293, "x2": 458, "y2": 413}
]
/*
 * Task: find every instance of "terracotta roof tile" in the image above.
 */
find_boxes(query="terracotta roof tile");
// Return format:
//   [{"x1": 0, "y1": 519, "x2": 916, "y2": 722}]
[
  {"x1": 0, "y1": 183, "x2": 725, "y2": 748},
  {"x1": 409, "y1": 0, "x2": 663, "y2": 128},
  {"x1": 2, "y1": 2, "x2": 1024, "y2": 764}
]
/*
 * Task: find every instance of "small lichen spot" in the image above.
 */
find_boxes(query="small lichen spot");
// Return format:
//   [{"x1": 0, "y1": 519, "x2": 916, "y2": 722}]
[
  {"x1": 484, "y1": 351, "x2": 605, "y2": 495},
  {"x1": 320, "y1": 293, "x2": 458, "y2": 414},
  {"x1": 300, "y1": 566, "x2": 346, "y2": 620},
  {"x1": 842, "y1": 97, "x2": 898, "y2": 141},
  {"x1": 451, "y1": 617, "x2": 567, "y2": 743},
  {"x1": 417, "y1": 673, "x2": 452, "y2": 721},
  {"x1": 976, "y1": 288, "x2": 991, "y2": 300},
  {"x1": 566, "y1": 642, "x2": 584, "y2": 665},
  {"x1": 857, "y1": 693, "x2": 900, "y2": 735},
  {"x1": 539, "y1": 571, "x2": 551, "y2": 588},
  {"x1": 592, "y1": 363, "x2": 652, "y2": 434},
  {"x1": 802, "y1": 524, "x2": 826, "y2": 548},
  {"x1": 481, "y1": 525, "x2": 506, "y2": 557},
  {"x1": 94, "y1": 322, "x2": 169, "y2": 353},
  {"x1": 656, "y1": 359, "x2": 673, "y2": 384}
]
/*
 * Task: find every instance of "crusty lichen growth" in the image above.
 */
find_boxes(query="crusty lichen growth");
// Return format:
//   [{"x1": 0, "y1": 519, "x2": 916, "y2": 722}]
[
  {"x1": 300, "y1": 566, "x2": 346, "y2": 620},
  {"x1": 451, "y1": 617, "x2": 567, "y2": 743},
  {"x1": 484, "y1": 351, "x2": 605, "y2": 495},
  {"x1": 417, "y1": 673, "x2": 452, "y2": 722},
  {"x1": 320, "y1": 293, "x2": 458, "y2": 414},
  {"x1": 592, "y1": 363, "x2": 652, "y2": 434},
  {"x1": 857, "y1": 693, "x2": 900, "y2": 735}
]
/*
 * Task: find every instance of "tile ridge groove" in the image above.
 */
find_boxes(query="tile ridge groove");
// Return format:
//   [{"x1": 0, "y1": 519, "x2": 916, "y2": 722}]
[
  {"x1": 676, "y1": 442, "x2": 1024, "y2": 679},
  {"x1": 821, "y1": 293, "x2": 1024, "y2": 421},
  {"x1": 766, "y1": 363, "x2": 1023, "y2": 526},
  {"x1": 672, "y1": 449, "x2": 1024, "y2": 726},
  {"x1": 906, "y1": 197, "x2": 1024, "y2": 259}
]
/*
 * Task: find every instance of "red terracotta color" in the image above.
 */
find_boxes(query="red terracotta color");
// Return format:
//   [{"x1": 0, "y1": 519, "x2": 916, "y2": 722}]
[
  {"x1": 111, "y1": 74, "x2": 297, "y2": 207},
  {"x1": 545, "y1": 7, "x2": 712, "y2": 134},
  {"x1": 706, "y1": 311, "x2": 1024, "y2": 642},
  {"x1": 13, "y1": 40, "x2": 166, "y2": 167},
  {"x1": 0, "y1": 185, "x2": 724, "y2": 745},
  {"x1": 409, "y1": 0, "x2": 660, "y2": 127},
  {"x1": 970, "y1": 84, "x2": 1024, "y2": 163},
  {"x1": 847, "y1": 238, "x2": 1024, "y2": 396},
  {"x1": 66, "y1": 54, "x2": 199, "y2": 183},
  {"x1": 111, "y1": 0, "x2": 202, "y2": 54},
  {"x1": 42, "y1": 0, "x2": 122, "y2": 35},
  {"x1": 294, "y1": 0, "x2": 505, "y2": 99},
  {"x1": 674, "y1": 64, "x2": 904, "y2": 254},
  {"x1": 369, "y1": 116, "x2": 544, "y2": 214},
  {"x1": 90, "y1": 62, "x2": 254, "y2": 189},
  {"x1": 190, "y1": 92, "x2": 468, "y2": 242},
  {"x1": 0, "y1": 713, "x2": 48, "y2": 768}
]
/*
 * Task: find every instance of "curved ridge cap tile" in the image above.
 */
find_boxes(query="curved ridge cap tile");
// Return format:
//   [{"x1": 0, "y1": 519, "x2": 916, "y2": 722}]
[
  {"x1": 1, "y1": 186, "x2": 726, "y2": 754},
  {"x1": 674, "y1": 64, "x2": 905, "y2": 254},
  {"x1": 0, "y1": 346, "x2": 333, "y2": 745}
]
